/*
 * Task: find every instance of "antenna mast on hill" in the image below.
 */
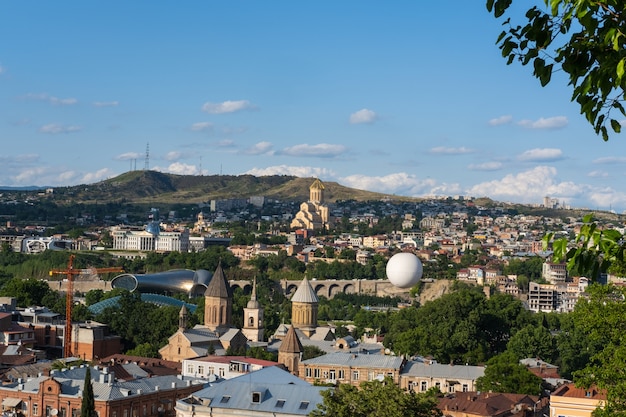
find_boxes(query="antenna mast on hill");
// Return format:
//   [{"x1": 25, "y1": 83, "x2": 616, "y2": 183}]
[{"x1": 144, "y1": 142, "x2": 150, "y2": 171}]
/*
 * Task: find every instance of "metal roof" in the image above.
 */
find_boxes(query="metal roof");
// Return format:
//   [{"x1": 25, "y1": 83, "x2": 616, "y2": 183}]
[
  {"x1": 290, "y1": 277, "x2": 318, "y2": 304},
  {"x1": 302, "y1": 352, "x2": 404, "y2": 369},
  {"x1": 400, "y1": 360, "x2": 485, "y2": 380},
  {"x1": 180, "y1": 367, "x2": 328, "y2": 415},
  {"x1": 88, "y1": 294, "x2": 197, "y2": 315}
]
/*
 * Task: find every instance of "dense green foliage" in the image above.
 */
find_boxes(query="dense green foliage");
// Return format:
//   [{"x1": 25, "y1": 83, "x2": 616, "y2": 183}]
[
  {"x1": 94, "y1": 291, "x2": 182, "y2": 356},
  {"x1": 311, "y1": 377, "x2": 442, "y2": 417},
  {"x1": 476, "y1": 351, "x2": 543, "y2": 395},
  {"x1": 382, "y1": 288, "x2": 534, "y2": 364},
  {"x1": 487, "y1": 0, "x2": 626, "y2": 140}
]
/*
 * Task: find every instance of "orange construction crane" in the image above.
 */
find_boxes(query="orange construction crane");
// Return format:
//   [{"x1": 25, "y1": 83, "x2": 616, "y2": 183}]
[{"x1": 49, "y1": 254, "x2": 123, "y2": 358}]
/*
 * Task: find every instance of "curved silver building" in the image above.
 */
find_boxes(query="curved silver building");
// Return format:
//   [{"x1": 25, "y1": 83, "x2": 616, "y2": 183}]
[{"x1": 111, "y1": 269, "x2": 213, "y2": 297}]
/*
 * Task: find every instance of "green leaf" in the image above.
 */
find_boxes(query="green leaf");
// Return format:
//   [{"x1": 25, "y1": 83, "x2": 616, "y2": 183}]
[
  {"x1": 617, "y1": 58, "x2": 626, "y2": 83},
  {"x1": 610, "y1": 119, "x2": 622, "y2": 133}
]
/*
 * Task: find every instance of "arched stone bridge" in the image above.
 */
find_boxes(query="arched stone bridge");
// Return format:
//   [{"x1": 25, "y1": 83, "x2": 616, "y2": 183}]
[{"x1": 229, "y1": 279, "x2": 409, "y2": 299}]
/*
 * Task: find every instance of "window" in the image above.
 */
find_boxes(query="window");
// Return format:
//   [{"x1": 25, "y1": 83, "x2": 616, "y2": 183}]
[
  {"x1": 209, "y1": 367, "x2": 214, "y2": 375},
  {"x1": 352, "y1": 370, "x2": 359, "y2": 380},
  {"x1": 305, "y1": 368, "x2": 312, "y2": 377},
  {"x1": 187, "y1": 364, "x2": 194, "y2": 374},
  {"x1": 219, "y1": 368, "x2": 225, "y2": 377},
  {"x1": 275, "y1": 400, "x2": 285, "y2": 408},
  {"x1": 299, "y1": 401, "x2": 309, "y2": 410},
  {"x1": 220, "y1": 396, "x2": 231, "y2": 404},
  {"x1": 123, "y1": 410, "x2": 128, "y2": 417},
  {"x1": 33, "y1": 405, "x2": 38, "y2": 416},
  {"x1": 338, "y1": 369, "x2": 345, "y2": 379},
  {"x1": 448, "y1": 385, "x2": 455, "y2": 393},
  {"x1": 314, "y1": 369, "x2": 320, "y2": 378},
  {"x1": 252, "y1": 392, "x2": 261, "y2": 403},
  {"x1": 142, "y1": 405, "x2": 147, "y2": 417},
  {"x1": 329, "y1": 370, "x2": 336, "y2": 380},
  {"x1": 198, "y1": 365, "x2": 204, "y2": 375},
  {"x1": 421, "y1": 381, "x2": 428, "y2": 392},
  {"x1": 322, "y1": 371, "x2": 328, "y2": 378},
  {"x1": 462, "y1": 384, "x2": 468, "y2": 392},
  {"x1": 435, "y1": 382, "x2": 441, "y2": 391}
]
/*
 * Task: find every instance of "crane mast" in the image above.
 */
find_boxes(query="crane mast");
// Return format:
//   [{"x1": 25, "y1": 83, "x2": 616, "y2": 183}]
[{"x1": 49, "y1": 255, "x2": 123, "y2": 358}]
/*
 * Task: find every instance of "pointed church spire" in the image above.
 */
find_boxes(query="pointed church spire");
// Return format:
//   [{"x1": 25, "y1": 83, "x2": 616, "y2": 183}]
[
  {"x1": 178, "y1": 304, "x2": 188, "y2": 330},
  {"x1": 204, "y1": 261, "x2": 232, "y2": 298}
]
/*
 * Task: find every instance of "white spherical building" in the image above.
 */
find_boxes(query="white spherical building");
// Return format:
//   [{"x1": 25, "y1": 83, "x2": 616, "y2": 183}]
[{"x1": 386, "y1": 252, "x2": 423, "y2": 288}]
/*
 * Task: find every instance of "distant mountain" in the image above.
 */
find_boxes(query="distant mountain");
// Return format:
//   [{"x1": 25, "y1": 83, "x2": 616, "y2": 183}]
[{"x1": 42, "y1": 171, "x2": 394, "y2": 204}]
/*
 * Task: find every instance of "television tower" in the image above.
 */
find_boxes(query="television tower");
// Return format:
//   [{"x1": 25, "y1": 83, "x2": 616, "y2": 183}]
[{"x1": 144, "y1": 142, "x2": 150, "y2": 171}]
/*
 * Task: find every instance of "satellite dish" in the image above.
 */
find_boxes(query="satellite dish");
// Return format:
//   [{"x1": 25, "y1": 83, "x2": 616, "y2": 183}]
[{"x1": 51, "y1": 410, "x2": 58, "y2": 416}]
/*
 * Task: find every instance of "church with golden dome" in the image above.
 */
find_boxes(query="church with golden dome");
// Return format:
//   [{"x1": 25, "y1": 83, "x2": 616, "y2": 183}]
[{"x1": 290, "y1": 178, "x2": 333, "y2": 230}]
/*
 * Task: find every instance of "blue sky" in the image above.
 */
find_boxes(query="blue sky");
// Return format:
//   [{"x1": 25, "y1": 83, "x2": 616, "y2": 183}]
[{"x1": 2, "y1": 2, "x2": 626, "y2": 212}]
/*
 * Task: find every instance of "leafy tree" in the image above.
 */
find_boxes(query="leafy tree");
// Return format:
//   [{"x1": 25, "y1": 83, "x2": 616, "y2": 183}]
[
  {"x1": 0, "y1": 278, "x2": 56, "y2": 307},
  {"x1": 506, "y1": 324, "x2": 558, "y2": 363},
  {"x1": 476, "y1": 351, "x2": 543, "y2": 395},
  {"x1": 302, "y1": 345, "x2": 326, "y2": 360},
  {"x1": 310, "y1": 377, "x2": 442, "y2": 417},
  {"x1": 544, "y1": 214, "x2": 623, "y2": 280},
  {"x1": 80, "y1": 367, "x2": 96, "y2": 417},
  {"x1": 487, "y1": 1, "x2": 626, "y2": 140}
]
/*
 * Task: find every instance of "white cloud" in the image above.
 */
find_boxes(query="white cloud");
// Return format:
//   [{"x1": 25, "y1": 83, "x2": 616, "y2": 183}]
[
  {"x1": 517, "y1": 148, "x2": 564, "y2": 162},
  {"x1": 114, "y1": 152, "x2": 143, "y2": 161},
  {"x1": 429, "y1": 146, "x2": 474, "y2": 155},
  {"x1": 517, "y1": 116, "x2": 568, "y2": 129},
  {"x1": 340, "y1": 172, "x2": 440, "y2": 195},
  {"x1": 81, "y1": 168, "x2": 115, "y2": 183},
  {"x1": 588, "y1": 170, "x2": 609, "y2": 178},
  {"x1": 241, "y1": 141, "x2": 274, "y2": 155},
  {"x1": 93, "y1": 101, "x2": 119, "y2": 107},
  {"x1": 281, "y1": 143, "x2": 348, "y2": 158},
  {"x1": 588, "y1": 188, "x2": 626, "y2": 210},
  {"x1": 593, "y1": 156, "x2": 626, "y2": 164},
  {"x1": 468, "y1": 166, "x2": 585, "y2": 203},
  {"x1": 202, "y1": 100, "x2": 254, "y2": 114},
  {"x1": 349, "y1": 109, "x2": 378, "y2": 124},
  {"x1": 38, "y1": 124, "x2": 82, "y2": 134},
  {"x1": 155, "y1": 162, "x2": 205, "y2": 176},
  {"x1": 190, "y1": 122, "x2": 214, "y2": 132},
  {"x1": 245, "y1": 165, "x2": 336, "y2": 178},
  {"x1": 488, "y1": 115, "x2": 513, "y2": 126},
  {"x1": 217, "y1": 139, "x2": 236, "y2": 148},
  {"x1": 468, "y1": 162, "x2": 503, "y2": 171},
  {"x1": 165, "y1": 151, "x2": 183, "y2": 161},
  {"x1": 24, "y1": 93, "x2": 78, "y2": 105}
]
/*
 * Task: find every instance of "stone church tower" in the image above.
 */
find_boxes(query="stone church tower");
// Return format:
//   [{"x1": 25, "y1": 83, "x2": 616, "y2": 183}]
[
  {"x1": 242, "y1": 277, "x2": 264, "y2": 342},
  {"x1": 278, "y1": 325, "x2": 303, "y2": 376},
  {"x1": 204, "y1": 262, "x2": 232, "y2": 335},
  {"x1": 290, "y1": 277, "x2": 319, "y2": 337},
  {"x1": 290, "y1": 178, "x2": 333, "y2": 230}
]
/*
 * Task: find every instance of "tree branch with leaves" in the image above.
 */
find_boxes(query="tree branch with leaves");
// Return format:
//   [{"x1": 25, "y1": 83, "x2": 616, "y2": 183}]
[{"x1": 487, "y1": 0, "x2": 626, "y2": 140}]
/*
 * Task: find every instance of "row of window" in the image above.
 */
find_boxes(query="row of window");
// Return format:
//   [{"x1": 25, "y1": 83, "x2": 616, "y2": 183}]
[
  {"x1": 186, "y1": 365, "x2": 225, "y2": 377},
  {"x1": 303, "y1": 368, "x2": 394, "y2": 382},
  {"x1": 407, "y1": 381, "x2": 469, "y2": 393}
]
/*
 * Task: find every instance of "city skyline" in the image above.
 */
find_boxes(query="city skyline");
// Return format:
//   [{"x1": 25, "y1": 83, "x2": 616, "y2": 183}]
[{"x1": 2, "y1": 2, "x2": 626, "y2": 212}]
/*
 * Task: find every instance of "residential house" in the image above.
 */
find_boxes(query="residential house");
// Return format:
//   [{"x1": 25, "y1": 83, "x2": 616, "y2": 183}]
[
  {"x1": 175, "y1": 366, "x2": 328, "y2": 417},
  {"x1": 550, "y1": 383, "x2": 605, "y2": 417}
]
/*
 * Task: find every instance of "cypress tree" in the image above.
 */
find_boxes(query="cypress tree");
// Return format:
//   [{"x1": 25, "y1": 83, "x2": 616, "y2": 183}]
[{"x1": 80, "y1": 367, "x2": 96, "y2": 417}]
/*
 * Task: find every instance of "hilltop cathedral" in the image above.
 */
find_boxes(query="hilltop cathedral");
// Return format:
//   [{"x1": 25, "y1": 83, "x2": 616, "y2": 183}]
[{"x1": 290, "y1": 178, "x2": 334, "y2": 230}]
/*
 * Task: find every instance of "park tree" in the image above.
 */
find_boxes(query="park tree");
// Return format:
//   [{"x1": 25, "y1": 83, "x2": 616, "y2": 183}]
[
  {"x1": 476, "y1": 351, "x2": 543, "y2": 395},
  {"x1": 487, "y1": 1, "x2": 626, "y2": 140},
  {"x1": 310, "y1": 377, "x2": 441, "y2": 417},
  {"x1": 80, "y1": 367, "x2": 96, "y2": 417},
  {"x1": 506, "y1": 324, "x2": 558, "y2": 363}
]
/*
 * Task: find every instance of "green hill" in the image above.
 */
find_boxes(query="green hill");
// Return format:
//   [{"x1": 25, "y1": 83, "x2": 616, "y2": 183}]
[{"x1": 49, "y1": 171, "x2": 395, "y2": 204}]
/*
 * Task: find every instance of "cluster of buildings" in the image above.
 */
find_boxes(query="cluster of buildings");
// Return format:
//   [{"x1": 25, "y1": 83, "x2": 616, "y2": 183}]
[{"x1": 0, "y1": 258, "x2": 604, "y2": 417}]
